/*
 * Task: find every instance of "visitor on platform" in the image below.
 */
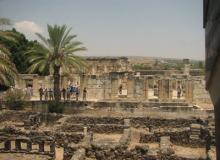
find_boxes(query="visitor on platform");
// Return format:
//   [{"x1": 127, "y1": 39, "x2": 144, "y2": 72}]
[
  {"x1": 39, "y1": 87, "x2": 44, "y2": 101},
  {"x1": 27, "y1": 86, "x2": 33, "y2": 100},
  {"x1": 75, "y1": 87, "x2": 79, "y2": 101},
  {"x1": 70, "y1": 84, "x2": 75, "y2": 93},
  {"x1": 177, "y1": 86, "x2": 181, "y2": 98},
  {"x1": 48, "y1": 88, "x2": 53, "y2": 100},
  {"x1": 67, "y1": 87, "x2": 71, "y2": 100},
  {"x1": 44, "y1": 88, "x2": 48, "y2": 101},
  {"x1": 62, "y1": 88, "x2": 66, "y2": 101},
  {"x1": 83, "y1": 87, "x2": 87, "y2": 101},
  {"x1": 23, "y1": 87, "x2": 28, "y2": 99},
  {"x1": 118, "y1": 84, "x2": 123, "y2": 94}
]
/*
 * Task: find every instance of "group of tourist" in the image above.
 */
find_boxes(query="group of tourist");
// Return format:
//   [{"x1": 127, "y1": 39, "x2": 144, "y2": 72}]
[{"x1": 38, "y1": 85, "x2": 87, "y2": 101}]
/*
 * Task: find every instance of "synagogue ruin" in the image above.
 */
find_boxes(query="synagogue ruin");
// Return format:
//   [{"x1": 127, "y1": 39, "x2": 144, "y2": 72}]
[{"x1": 0, "y1": 56, "x2": 215, "y2": 160}]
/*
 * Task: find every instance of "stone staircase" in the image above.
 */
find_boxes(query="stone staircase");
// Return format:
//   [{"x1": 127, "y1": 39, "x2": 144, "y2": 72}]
[
  {"x1": 159, "y1": 136, "x2": 174, "y2": 155},
  {"x1": 190, "y1": 124, "x2": 201, "y2": 141}
]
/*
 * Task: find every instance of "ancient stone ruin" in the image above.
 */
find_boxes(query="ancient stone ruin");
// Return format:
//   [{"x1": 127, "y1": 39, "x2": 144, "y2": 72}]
[{"x1": 0, "y1": 57, "x2": 215, "y2": 160}]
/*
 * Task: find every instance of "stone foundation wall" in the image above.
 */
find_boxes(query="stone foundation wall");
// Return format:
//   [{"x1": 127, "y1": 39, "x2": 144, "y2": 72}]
[
  {"x1": 59, "y1": 124, "x2": 125, "y2": 134},
  {"x1": 2, "y1": 101, "x2": 195, "y2": 114},
  {"x1": 131, "y1": 117, "x2": 198, "y2": 128},
  {"x1": 140, "y1": 128, "x2": 209, "y2": 147},
  {"x1": 0, "y1": 111, "x2": 33, "y2": 122},
  {"x1": 66, "y1": 116, "x2": 124, "y2": 125}
]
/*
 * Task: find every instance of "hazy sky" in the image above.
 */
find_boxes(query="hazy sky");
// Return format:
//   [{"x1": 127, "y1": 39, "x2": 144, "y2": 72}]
[{"x1": 0, "y1": 0, "x2": 205, "y2": 60}]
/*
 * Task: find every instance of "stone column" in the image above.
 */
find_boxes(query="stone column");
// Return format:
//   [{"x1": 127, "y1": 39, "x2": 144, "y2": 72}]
[
  {"x1": 168, "y1": 79, "x2": 173, "y2": 100},
  {"x1": 27, "y1": 141, "x2": 32, "y2": 151},
  {"x1": 39, "y1": 141, "x2": 44, "y2": 152},
  {"x1": 134, "y1": 77, "x2": 145, "y2": 100},
  {"x1": 83, "y1": 127, "x2": 88, "y2": 136},
  {"x1": 185, "y1": 80, "x2": 194, "y2": 103},
  {"x1": 111, "y1": 78, "x2": 119, "y2": 99},
  {"x1": 158, "y1": 79, "x2": 163, "y2": 100},
  {"x1": 32, "y1": 76, "x2": 39, "y2": 98},
  {"x1": 144, "y1": 78, "x2": 148, "y2": 100},
  {"x1": 127, "y1": 77, "x2": 135, "y2": 99},
  {"x1": 15, "y1": 139, "x2": 21, "y2": 150},
  {"x1": 158, "y1": 79, "x2": 171, "y2": 101},
  {"x1": 4, "y1": 140, "x2": 11, "y2": 150}
]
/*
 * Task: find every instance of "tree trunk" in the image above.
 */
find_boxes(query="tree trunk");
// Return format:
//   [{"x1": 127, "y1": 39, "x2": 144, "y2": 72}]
[{"x1": 53, "y1": 66, "x2": 61, "y2": 101}]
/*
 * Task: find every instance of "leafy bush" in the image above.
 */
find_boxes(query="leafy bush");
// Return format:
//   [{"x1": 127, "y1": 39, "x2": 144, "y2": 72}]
[
  {"x1": 132, "y1": 64, "x2": 152, "y2": 70},
  {"x1": 48, "y1": 101, "x2": 64, "y2": 113},
  {"x1": 5, "y1": 89, "x2": 25, "y2": 110}
]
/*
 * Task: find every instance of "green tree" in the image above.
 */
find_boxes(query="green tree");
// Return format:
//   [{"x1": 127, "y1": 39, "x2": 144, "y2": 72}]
[
  {"x1": 0, "y1": 28, "x2": 38, "y2": 74},
  {"x1": 0, "y1": 18, "x2": 18, "y2": 86},
  {"x1": 26, "y1": 24, "x2": 86, "y2": 101}
]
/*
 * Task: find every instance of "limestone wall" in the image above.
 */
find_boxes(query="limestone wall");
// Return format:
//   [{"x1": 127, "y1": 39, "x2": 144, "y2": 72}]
[
  {"x1": 193, "y1": 78, "x2": 213, "y2": 107},
  {"x1": 13, "y1": 72, "x2": 208, "y2": 105}
]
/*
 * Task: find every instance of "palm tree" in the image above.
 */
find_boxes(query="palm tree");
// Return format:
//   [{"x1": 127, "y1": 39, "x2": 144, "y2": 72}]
[
  {"x1": 26, "y1": 24, "x2": 87, "y2": 101},
  {"x1": 0, "y1": 18, "x2": 18, "y2": 86}
]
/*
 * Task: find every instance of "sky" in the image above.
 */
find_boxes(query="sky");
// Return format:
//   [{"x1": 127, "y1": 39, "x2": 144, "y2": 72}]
[{"x1": 0, "y1": 0, "x2": 205, "y2": 60}]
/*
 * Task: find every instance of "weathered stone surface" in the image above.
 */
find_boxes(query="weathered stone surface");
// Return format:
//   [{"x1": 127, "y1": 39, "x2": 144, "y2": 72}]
[
  {"x1": 159, "y1": 136, "x2": 174, "y2": 155},
  {"x1": 70, "y1": 148, "x2": 85, "y2": 160}
]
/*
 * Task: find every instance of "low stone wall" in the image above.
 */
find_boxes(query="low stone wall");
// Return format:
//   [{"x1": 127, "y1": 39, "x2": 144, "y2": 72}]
[
  {"x1": 140, "y1": 128, "x2": 208, "y2": 147},
  {"x1": 0, "y1": 126, "x2": 84, "y2": 147},
  {"x1": 131, "y1": 117, "x2": 198, "y2": 128},
  {"x1": 59, "y1": 124, "x2": 125, "y2": 134},
  {"x1": 0, "y1": 111, "x2": 34, "y2": 123},
  {"x1": 66, "y1": 117, "x2": 124, "y2": 125},
  {"x1": 140, "y1": 130, "x2": 190, "y2": 144},
  {"x1": 54, "y1": 132, "x2": 84, "y2": 146},
  {"x1": 1, "y1": 101, "x2": 193, "y2": 114},
  {"x1": 65, "y1": 116, "x2": 202, "y2": 129},
  {"x1": 0, "y1": 135, "x2": 55, "y2": 159}
]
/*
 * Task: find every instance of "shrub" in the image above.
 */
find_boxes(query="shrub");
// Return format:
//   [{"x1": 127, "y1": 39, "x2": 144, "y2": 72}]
[
  {"x1": 48, "y1": 101, "x2": 64, "y2": 113},
  {"x1": 5, "y1": 89, "x2": 25, "y2": 110}
]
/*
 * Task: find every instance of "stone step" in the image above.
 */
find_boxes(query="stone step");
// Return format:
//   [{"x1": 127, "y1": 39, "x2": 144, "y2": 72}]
[
  {"x1": 190, "y1": 135, "x2": 200, "y2": 140},
  {"x1": 191, "y1": 131, "x2": 200, "y2": 135}
]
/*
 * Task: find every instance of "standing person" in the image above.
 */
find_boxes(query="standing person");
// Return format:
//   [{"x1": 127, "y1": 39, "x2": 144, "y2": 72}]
[
  {"x1": 24, "y1": 87, "x2": 28, "y2": 100},
  {"x1": 49, "y1": 88, "x2": 53, "y2": 100},
  {"x1": 83, "y1": 87, "x2": 87, "y2": 101},
  {"x1": 62, "y1": 88, "x2": 66, "y2": 101},
  {"x1": 67, "y1": 87, "x2": 71, "y2": 100},
  {"x1": 177, "y1": 86, "x2": 181, "y2": 99},
  {"x1": 118, "y1": 84, "x2": 122, "y2": 94},
  {"x1": 44, "y1": 88, "x2": 48, "y2": 101},
  {"x1": 75, "y1": 87, "x2": 79, "y2": 101},
  {"x1": 27, "y1": 86, "x2": 33, "y2": 100},
  {"x1": 39, "y1": 87, "x2": 44, "y2": 101}
]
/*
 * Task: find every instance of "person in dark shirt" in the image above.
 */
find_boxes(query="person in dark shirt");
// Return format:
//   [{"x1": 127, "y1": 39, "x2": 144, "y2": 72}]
[
  {"x1": 67, "y1": 87, "x2": 71, "y2": 100},
  {"x1": 75, "y1": 87, "x2": 80, "y2": 101},
  {"x1": 62, "y1": 88, "x2": 66, "y2": 101},
  {"x1": 39, "y1": 87, "x2": 44, "y2": 101},
  {"x1": 118, "y1": 84, "x2": 122, "y2": 94},
  {"x1": 177, "y1": 86, "x2": 181, "y2": 98},
  {"x1": 48, "y1": 88, "x2": 53, "y2": 100},
  {"x1": 83, "y1": 88, "x2": 87, "y2": 101},
  {"x1": 44, "y1": 88, "x2": 48, "y2": 101}
]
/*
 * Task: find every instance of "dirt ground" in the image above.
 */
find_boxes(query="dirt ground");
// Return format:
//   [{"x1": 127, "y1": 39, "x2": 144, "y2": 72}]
[
  {"x1": 93, "y1": 133, "x2": 122, "y2": 143},
  {"x1": 174, "y1": 145, "x2": 206, "y2": 158},
  {"x1": 0, "y1": 153, "x2": 50, "y2": 160}
]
